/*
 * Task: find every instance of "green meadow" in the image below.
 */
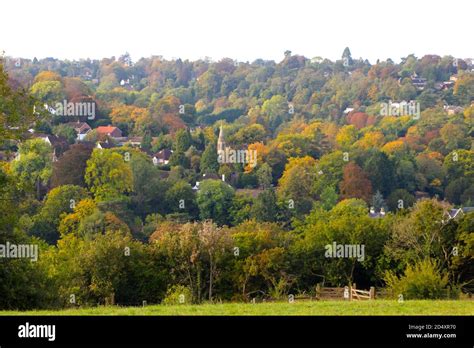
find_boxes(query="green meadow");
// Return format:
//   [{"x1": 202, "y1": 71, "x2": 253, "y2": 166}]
[{"x1": 1, "y1": 300, "x2": 473, "y2": 316}]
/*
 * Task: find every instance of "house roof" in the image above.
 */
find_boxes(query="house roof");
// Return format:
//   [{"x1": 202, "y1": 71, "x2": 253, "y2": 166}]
[
  {"x1": 446, "y1": 207, "x2": 474, "y2": 219},
  {"x1": 96, "y1": 126, "x2": 121, "y2": 134},
  {"x1": 201, "y1": 173, "x2": 220, "y2": 180},
  {"x1": 32, "y1": 134, "x2": 68, "y2": 148},
  {"x1": 448, "y1": 209, "x2": 460, "y2": 219},
  {"x1": 154, "y1": 149, "x2": 172, "y2": 160},
  {"x1": 48, "y1": 135, "x2": 69, "y2": 147},
  {"x1": 97, "y1": 141, "x2": 114, "y2": 149},
  {"x1": 66, "y1": 121, "x2": 91, "y2": 134},
  {"x1": 139, "y1": 147, "x2": 153, "y2": 156}
]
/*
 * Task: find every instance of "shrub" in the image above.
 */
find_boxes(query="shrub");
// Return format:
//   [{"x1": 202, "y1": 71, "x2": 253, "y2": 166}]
[
  {"x1": 384, "y1": 259, "x2": 449, "y2": 299},
  {"x1": 162, "y1": 285, "x2": 193, "y2": 305}
]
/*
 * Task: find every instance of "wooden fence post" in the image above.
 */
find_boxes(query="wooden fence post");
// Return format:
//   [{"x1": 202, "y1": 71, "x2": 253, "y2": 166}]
[
  {"x1": 349, "y1": 284, "x2": 352, "y2": 301},
  {"x1": 316, "y1": 283, "x2": 321, "y2": 299},
  {"x1": 370, "y1": 287, "x2": 375, "y2": 300}
]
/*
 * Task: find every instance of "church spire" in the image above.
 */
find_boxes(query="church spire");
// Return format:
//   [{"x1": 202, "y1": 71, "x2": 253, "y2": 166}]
[{"x1": 217, "y1": 123, "x2": 226, "y2": 154}]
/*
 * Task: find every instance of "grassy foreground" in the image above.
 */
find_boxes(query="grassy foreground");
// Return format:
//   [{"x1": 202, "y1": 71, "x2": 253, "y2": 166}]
[{"x1": 1, "y1": 300, "x2": 473, "y2": 316}]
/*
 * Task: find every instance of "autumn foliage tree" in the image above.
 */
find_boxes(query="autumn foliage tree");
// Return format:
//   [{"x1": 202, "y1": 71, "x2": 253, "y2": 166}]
[
  {"x1": 277, "y1": 156, "x2": 318, "y2": 215},
  {"x1": 0, "y1": 62, "x2": 42, "y2": 143},
  {"x1": 346, "y1": 112, "x2": 376, "y2": 130},
  {"x1": 339, "y1": 162, "x2": 373, "y2": 203},
  {"x1": 85, "y1": 149, "x2": 133, "y2": 202},
  {"x1": 51, "y1": 143, "x2": 94, "y2": 188}
]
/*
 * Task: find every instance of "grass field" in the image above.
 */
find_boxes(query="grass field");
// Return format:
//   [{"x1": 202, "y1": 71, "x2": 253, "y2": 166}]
[{"x1": 1, "y1": 300, "x2": 473, "y2": 316}]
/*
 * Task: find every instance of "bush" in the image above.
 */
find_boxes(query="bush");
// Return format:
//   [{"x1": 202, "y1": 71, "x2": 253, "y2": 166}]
[
  {"x1": 384, "y1": 259, "x2": 449, "y2": 299},
  {"x1": 162, "y1": 285, "x2": 193, "y2": 305}
]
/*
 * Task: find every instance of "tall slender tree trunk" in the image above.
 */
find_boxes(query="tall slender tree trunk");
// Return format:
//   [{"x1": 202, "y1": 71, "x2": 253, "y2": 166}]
[
  {"x1": 36, "y1": 179, "x2": 41, "y2": 200},
  {"x1": 209, "y1": 255, "x2": 213, "y2": 301}
]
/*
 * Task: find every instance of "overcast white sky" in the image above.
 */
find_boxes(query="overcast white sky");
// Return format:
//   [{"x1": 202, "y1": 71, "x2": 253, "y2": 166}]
[{"x1": 1, "y1": 0, "x2": 472, "y2": 63}]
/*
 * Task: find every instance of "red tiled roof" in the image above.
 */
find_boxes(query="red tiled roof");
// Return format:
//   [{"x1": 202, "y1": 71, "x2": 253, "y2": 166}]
[{"x1": 96, "y1": 126, "x2": 119, "y2": 134}]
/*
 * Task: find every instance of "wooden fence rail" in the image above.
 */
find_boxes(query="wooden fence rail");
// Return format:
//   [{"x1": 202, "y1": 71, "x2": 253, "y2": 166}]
[
  {"x1": 315, "y1": 284, "x2": 346, "y2": 301},
  {"x1": 316, "y1": 283, "x2": 375, "y2": 301},
  {"x1": 349, "y1": 283, "x2": 375, "y2": 300}
]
